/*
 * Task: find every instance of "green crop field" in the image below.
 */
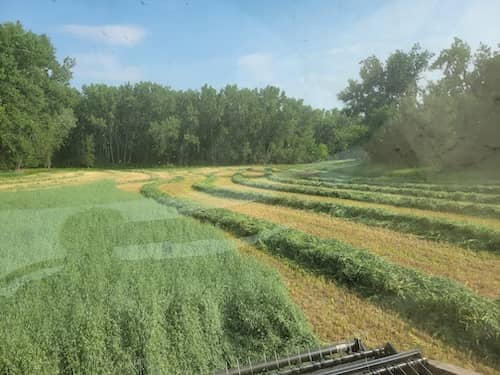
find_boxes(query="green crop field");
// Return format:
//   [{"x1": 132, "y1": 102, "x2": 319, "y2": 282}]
[
  {"x1": 1, "y1": 163, "x2": 500, "y2": 374},
  {"x1": 3, "y1": 15, "x2": 500, "y2": 375},
  {"x1": 0, "y1": 180, "x2": 315, "y2": 374}
]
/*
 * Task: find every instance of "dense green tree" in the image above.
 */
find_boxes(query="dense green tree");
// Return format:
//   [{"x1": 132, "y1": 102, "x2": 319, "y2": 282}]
[
  {"x1": 338, "y1": 44, "x2": 432, "y2": 132},
  {"x1": 0, "y1": 22, "x2": 369, "y2": 169},
  {"x1": 430, "y1": 38, "x2": 471, "y2": 95},
  {"x1": 0, "y1": 22, "x2": 75, "y2": 169},
  {"x1": 360, "y1": 39, "x2": 500, "y2": 168},
  {"x1": 149, "y1": 116, "x2": 180, "y2": 163}
]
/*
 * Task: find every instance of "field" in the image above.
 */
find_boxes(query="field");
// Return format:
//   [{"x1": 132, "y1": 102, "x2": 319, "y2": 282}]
[{"x1": 1, "y1": 161, "x2": 500, "y2": 374}]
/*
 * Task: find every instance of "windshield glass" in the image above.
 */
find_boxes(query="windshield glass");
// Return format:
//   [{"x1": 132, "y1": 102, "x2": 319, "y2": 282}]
[{"x1": 1, "y1": 1, "x2": 499, "y2": 374}]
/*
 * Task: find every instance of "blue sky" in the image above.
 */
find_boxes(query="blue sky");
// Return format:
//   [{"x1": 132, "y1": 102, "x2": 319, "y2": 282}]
[{"x1": 1, "y1": 0, "x2": 500, "y2": 108}]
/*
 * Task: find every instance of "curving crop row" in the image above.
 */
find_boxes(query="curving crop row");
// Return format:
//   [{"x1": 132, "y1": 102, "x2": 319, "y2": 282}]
[
  {"x1": 141, "y1": 181, "x2": 500, "y2": 362},
  {"x1": 308, "y1": 176, "x2": 500, "y2": 195},
  {"x1": 268, "y1": 175, "x2": 500, "y2": 205},
  {"x1": 233, "y1": 174, "x2": 500, "y2": 219},
  {"x1": 192, "y1": 178, "x2": 500, "y2": 253}
]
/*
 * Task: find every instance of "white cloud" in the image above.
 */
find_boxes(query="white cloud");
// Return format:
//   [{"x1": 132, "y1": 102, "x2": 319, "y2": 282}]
[
  {"x1": 73, "y1": 53, "x2": 142, "y2": 83},
  {"x1": 62, "y1": 24, "x2": 146, "y2": 46}
]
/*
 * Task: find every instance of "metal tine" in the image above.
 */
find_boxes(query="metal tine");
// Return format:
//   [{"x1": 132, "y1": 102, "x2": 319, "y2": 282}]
[
  {"x1": 248, "y1": 357, "x2": 253, "y2": 375},
  {"x1": 274, "y1": 351, "x2": 280, "y2": 371},
  {"x1": 236, "y1": 358, "x2": 241, "y2": 375},
  {"x1": 419, "y1": 360, "x2": 434, "y2": 375},
  {"x1": 407, "y1": 360, "x2": 421, "y2": 375}
]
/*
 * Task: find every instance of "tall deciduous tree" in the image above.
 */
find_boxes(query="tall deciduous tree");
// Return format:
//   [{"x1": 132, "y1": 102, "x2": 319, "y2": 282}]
[
  {"x1": 0, "y1": 22, "x2": 76, "y2": 169},
  {"x1": 338, "y1": 44, "x2": 432, "y2": 131}
]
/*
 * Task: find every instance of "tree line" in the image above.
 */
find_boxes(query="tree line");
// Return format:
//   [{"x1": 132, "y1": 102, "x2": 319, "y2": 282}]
[
  {"x1": 1, "y1": 21, "x2": 499, "y2": 169},
  {"x1": 56, "y1": 83, "x2": 365, "y2": 167},
  {"x1": 339, "y1": 39, "x2": 500, "y2": 168},
  {"x1": 0, "y1": 22, "x2": 364, "y2": 169}
]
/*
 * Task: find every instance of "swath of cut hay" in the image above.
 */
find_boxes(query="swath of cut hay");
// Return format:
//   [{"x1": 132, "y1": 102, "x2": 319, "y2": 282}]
[
  {"x1": 244, "y1": 177, "x2": 500, "y2": 231},
  {"x1": 268, "y1": 175, "x2": 500, "y2": 205},
  {"x1": 233, "y1": 238, "x2": 499, "y2": 375},
  {"x1": 242, "y1": 177, "x2": 500, "y2": 220},
  {"x1": 163, "y1": 179, "x2": 500, "y2": 298},
  {"x1": 151, "y1": 181, "x2": 499, "y2": 374}
]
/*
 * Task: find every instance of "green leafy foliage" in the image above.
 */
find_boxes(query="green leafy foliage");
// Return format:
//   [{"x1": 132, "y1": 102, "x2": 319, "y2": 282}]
[
  {"x1": 341, "y1": 38, "x2": 500, "y2": 168},
  {"x1": 0, "y1": 22, "x2": 76, "y2": 169},
  {"x1": 57, "y1": 83, "x2": 348, "y2": 167}
]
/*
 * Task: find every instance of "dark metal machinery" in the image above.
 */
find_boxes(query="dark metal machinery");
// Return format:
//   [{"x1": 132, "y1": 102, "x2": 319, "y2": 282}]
[{"x1": 212, "y1": 339, "x2": 480, "y2": 375}]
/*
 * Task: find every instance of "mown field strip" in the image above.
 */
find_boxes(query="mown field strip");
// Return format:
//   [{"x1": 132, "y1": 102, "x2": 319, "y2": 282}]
[
  {"x1": 198, "y1": 178, "x2": 500, "y2": 253},
  {"x1": 313, "y1": 176, "x2": 500, "y2": 195},
  {"x1": 230, "y1": 177, "x2": 500, "y2": 232},
  {"x1": 0, "y1": 171, "x2": 146, "y2": 192},
  {"x1": 160, "y1": 179, "x2": 500, "y2": 298},
  {"x1": 156, "y1": 179, "x2": 500, "y2": 373},
  {"x1": 269, "y1": 175, "x2": 500, "y2": 205},
  {"x1": 235, "y1": 175, "x2": 500, "y2": 219},
  {"x1": 234, "y1": 239, "x2": 499, "y2": 375},
  {"x1": 143, "y1": 182, "x2": 500, "y2": 369}
]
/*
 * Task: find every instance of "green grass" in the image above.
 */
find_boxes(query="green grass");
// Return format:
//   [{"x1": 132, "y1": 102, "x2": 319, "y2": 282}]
[
  {"x1": 142, "y1": 181, "x2": 500, "y2": 365},
  {"x1": 0, "y1": 182, "x2": 315, "y2": 374},
  {"x1": 234, "y1": 175, "x2": 500, "y2": 219},
  {"x1": 303, "y1": 160, "x2": 500, "y2": 185},
  {"x1": 327, "y1": 177, "x2": 500, "y2": 195},
  {"x1": 193, "y1": 177, "x2": 500, "y2": 253},
  {"x1": 268, "y1": 175, "x2": 500, "y2": 205}
]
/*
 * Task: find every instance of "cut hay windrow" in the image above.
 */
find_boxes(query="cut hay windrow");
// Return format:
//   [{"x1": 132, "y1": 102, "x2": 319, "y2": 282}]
[
  {"x1": 307, "y1": 176, "x2": 500, "y2": 195},
  {"x1": 193, "y1": 178, "x2": 500, "y2": 253},
  {"x1": 141, "y1": 181, "x2": 500, "y2": 363},
  {"x1": 268, "y1": 175, "x2": 500, "y2": 205},
  {"x1": 234, "y1": 175, "x2": 500, "y2": 219}
]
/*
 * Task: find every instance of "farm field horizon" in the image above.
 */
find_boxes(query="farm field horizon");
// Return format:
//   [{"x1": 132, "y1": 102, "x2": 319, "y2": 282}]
[
  {"x1": 3, "y1": 4, "x2": 500, "y2": 373},
  {"x1": 1, "y1": 160, "x2": 500, "y2": 374}
]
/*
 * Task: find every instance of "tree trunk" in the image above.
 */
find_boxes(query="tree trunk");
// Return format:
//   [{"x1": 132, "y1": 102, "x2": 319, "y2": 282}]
[{"x1": 46, "y1": 153, "x2": 52, "y2": 169}]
